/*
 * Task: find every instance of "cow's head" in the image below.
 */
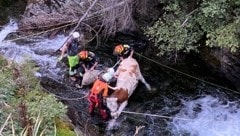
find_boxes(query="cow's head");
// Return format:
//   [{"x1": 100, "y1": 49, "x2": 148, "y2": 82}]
[{"x1": 106, "y1": 97, "x2": 118, "y2": 113}]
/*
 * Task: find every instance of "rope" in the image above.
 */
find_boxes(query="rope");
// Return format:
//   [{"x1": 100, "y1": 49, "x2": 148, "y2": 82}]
[
  {"x1": 122, "y1": 110, "x2": 240, "y2": 123},
  {"x1": 112, "y1": 59, "x2": 121, "y2": 69},
  {"x1": 122, "y1": 111, "x2": 193, "y2": 121},
  {"x1": 40, "y1": 76, "x2": 89, "y2": 100},
  {"x1": 41, "y1": 85, "x2": 88, "y2": 101},
  {"x1": 53, "y1": 93, "x2": 88, "y2": 101},
  {"x1": 135, "y1": 52, "x2": 240, "y2": 95}
]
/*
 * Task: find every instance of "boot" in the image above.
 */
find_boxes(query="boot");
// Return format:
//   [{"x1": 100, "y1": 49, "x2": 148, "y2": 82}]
[
  {"x1": 70, "y1": 76, "x2": 77, "y2": 81},
  {"x1": 75, "y1": 76, "x2": 83, "y2": 88},
  {"x1": 88, "y1": 104, "x2": 95, "y2": 116},
  {"x1": 100, "y1": 109, "x2": 108, "y2": 120}
]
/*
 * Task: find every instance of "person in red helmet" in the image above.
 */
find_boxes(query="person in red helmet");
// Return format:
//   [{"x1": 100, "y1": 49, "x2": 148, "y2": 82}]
[
  {"x1": 88, "y1": 68, "x2": 115, "y2": 120},
  {"x1": 113, "y1": 43, "x2": 134, "y2": 60}
]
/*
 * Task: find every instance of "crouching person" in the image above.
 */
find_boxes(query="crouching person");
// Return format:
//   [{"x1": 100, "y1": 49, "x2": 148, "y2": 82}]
[
  {"x1": 88, "y1": 68, "x2": 115, "y2": 120},
  {"x1": 76, "y1": 50, "x2": 99, "y2": 88}
]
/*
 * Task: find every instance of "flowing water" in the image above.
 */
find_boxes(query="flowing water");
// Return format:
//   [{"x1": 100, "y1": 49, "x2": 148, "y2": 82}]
[
  {"x1": 0, "y1": 19, "x2": 67, "y2": 79},
  {"x1": 1, "y1": 20, "x2": 240, "y2": 136}
]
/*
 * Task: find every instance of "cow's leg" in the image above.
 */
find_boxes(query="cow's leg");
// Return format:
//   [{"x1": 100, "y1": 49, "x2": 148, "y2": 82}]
[
  {"x1": 138, "y1": 74, "x2": 151, "y2": 90},
  {"x1": 111, "y1": 101, "x2": 128, "y2": 119}
]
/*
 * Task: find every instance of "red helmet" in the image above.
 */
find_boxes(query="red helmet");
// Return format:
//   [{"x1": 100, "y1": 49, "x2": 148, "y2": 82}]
[
  {"x1": 113, "y1": 44, "x2": 124, "y2": 55},
  {"x1": 79, "y1": 51, "x2": 88, "y2": 59}
]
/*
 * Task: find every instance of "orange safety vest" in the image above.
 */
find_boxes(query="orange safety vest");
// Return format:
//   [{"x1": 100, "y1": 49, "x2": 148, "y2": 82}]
[
  {"x1": 88, "y1": 79, "x2": 109, "y2": 107},
  {"x1": 90, "y1": 79, "x2": 109, "y2": 96}
]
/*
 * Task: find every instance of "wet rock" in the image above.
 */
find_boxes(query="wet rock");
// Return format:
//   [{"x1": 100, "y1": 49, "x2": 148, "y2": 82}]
[{"x1": 200, "y1": 47, "x2": 240, "y2": 91}]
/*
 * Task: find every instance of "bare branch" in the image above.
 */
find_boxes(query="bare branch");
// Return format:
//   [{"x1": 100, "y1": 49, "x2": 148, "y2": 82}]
[
  {"x1": 133, "y1": 125, "x2": 145, "y2": 136},
  {"x1": 0, "y1": 113, "x2": 12, "y2": 134}
]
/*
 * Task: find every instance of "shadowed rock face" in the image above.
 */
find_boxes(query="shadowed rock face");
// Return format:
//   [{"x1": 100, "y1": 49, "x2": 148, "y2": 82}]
[
  {"x1": 200, "y1": 47, "x2": 240, "y2": 91},
  {"x1": 0, "y1": 0, "x2": 27, "y2": 25}
]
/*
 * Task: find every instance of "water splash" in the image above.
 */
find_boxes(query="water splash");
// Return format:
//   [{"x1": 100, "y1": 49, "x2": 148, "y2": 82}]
[
  {"x1": 0, "y1": 20, "x2": 68, "y2": 78},
  {"x1": 170, "y1": 95, "x2": 240, "y2": 136},
  {"x1": 0, "y1": 19, "x2": 18, "y2": 42}
]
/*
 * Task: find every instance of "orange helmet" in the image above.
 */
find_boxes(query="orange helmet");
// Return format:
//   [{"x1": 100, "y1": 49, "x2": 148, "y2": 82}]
[
  {"x1": 113, "y1": 44, "x2": 124, "y2": 55},
  {"x1": 79, "y1": 51, "x2": 88, "y2": 59}
]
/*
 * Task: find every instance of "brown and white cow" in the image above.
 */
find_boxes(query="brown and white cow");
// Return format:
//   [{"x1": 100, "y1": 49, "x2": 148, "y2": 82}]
[{"x1": 106, "y1": 56, "x2": 151, "y2": 119}]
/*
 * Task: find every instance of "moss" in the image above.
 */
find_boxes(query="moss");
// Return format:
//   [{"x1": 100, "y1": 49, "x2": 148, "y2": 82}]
[
  {"x1": 55, "y1": 118, "x2": 76, "y2": 136},
  {"x1": 57, "y1": 129, "x2": 76, "y2": 136},
  {"x1": 0, "y1": 55, "x2": 8, "y2": 67}
]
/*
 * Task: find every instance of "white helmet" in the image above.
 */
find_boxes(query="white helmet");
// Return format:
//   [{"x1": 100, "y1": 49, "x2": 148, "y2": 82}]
[
  {"x1": 102, "y1": 68, "x2": 115, "y2": 82},
  {"x1": 72, "y1": 32, "x2": 80, "y2": 39}
]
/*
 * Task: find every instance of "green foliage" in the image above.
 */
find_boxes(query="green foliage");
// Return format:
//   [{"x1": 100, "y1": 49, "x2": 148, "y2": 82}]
[
  {"x1": 23, "y1": 89, "x2": 67, "y2": 136},
  {"x1": 145, "y1": 13, "x2": 203, "y2": 56},
  {"x1": 206, "y1": 19, "x2": 240, "y2": 52},
  {"x1": 143, "y1": 0, "x2": 240, "y2": 57},
  {"x1": 55, "y1": 118, "x2": 76, "y2": 136},
  {"x1": 26, "y1": 90, "x2": 66, "y2": 121},
  {"x1": 197, "y1": 0, "x2": 240, "y2": 51},
  {"x1": 0, "y1": 55, "x2": 68, "y2": 136},
  {"x1": 0, "y1": 0, "x2": 11, "y2": 7},
  {"x1": 197, "y1": 0, "x2": 231, "y2": 32}
]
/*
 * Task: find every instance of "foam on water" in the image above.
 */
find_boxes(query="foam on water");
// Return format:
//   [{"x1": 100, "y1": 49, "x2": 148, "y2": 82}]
[
  {"x1": 170, "y1": 95, "x2": 240, "y2": 136},
  {"x1": 0, "y1": 19, "x2": 18, "y2": 42},
  {"x1": 0, "y1": 20, "x2": 68, "y2": 78}
]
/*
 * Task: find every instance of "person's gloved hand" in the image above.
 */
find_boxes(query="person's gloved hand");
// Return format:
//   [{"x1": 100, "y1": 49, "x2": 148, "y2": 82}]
[{"x1": 58, "y1": 56, "x2": 63, "y2": 61}]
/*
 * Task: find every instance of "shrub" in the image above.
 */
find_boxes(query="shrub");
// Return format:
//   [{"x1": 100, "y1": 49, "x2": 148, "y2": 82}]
[
  {"x1": 0, "y1": 55, "x2": 69, "y2": 136},
  {"x1": 143, "y1": 0, "x2": 240, "y2": 57}
]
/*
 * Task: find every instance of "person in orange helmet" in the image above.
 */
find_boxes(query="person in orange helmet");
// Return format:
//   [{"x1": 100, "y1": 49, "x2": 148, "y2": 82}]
[
  {"x1": 113, "y1": 43, "x2": 134, "y2": 60},
  {"x1": 78, "y1": 50, "x2": 99, "y2": 81},
  {"x1": 88, "y1": 68, "x2": 115, "y2": 120}
]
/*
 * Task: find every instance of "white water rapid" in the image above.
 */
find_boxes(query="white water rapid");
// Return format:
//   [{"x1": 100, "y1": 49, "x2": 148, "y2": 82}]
[
  {"x1": 0, "y1": 20, "x2": 67, "y2": 79},
  {"x1": 170, "y1": 95, "x2": 240, "y2": 136}
]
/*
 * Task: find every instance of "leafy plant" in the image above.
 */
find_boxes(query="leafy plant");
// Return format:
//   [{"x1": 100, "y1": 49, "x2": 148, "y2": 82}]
[
  {"x1": 143, "y1": 0, "x2": 240, "y2": 57},
  {"x1": 206, "y1": 19, "x2": 240, "y2": 52},
  {"x1": 0, "y1": 55, "x2": 69, "y2": 136}
]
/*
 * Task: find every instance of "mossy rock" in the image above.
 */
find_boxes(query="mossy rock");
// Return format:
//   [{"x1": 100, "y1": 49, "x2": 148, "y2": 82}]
[
  {"x1": 55, "y1": 118, "x2": 76, "y2": 136},
  {"x1": 0, "y1": 55, "x2": 8, "y2": 66}
]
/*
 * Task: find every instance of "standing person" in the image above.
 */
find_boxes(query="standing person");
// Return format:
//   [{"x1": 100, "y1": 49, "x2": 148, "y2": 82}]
[
  {"x1": 59, "y1": 32, "x2": 83, "y2": 81},
  {"x1": 113, "y1": 43, "x2": 134, "y2": 61},
  {"x1": 88, "y1": 68, "x2": 115, "y2": 120}
]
